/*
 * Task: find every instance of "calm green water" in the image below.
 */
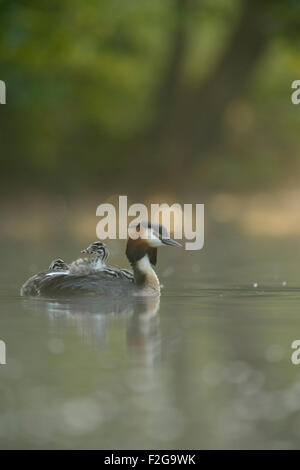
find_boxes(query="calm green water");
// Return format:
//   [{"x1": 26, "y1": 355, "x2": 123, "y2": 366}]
[{"x1": 1, "y1": 230, "x2": 300, "y2": 449}]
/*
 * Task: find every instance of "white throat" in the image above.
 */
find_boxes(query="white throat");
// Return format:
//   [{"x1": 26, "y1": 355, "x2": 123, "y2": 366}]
[
  {"x1": 136, "y1": 255, "x2": 154, "y2": 272},
  {"x1": 135, "y1": 255, "x2": 160, "y2": 294}
]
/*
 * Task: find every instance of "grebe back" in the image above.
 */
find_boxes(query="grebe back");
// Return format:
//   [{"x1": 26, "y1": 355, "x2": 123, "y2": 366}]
[{"x1": 21, "y1": 222, "x2": 181, "y2": 297}]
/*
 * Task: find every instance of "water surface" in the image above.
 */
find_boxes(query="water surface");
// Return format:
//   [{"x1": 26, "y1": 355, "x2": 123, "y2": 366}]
[{"x1": 1, "y1": 231, "x2": 300, "y2": 449}]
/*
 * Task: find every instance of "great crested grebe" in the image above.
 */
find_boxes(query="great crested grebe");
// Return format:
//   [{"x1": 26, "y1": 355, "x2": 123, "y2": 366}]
[
  {"x1": 49, "y1": 259, "x2": 69, "y2": 271},
  {"x1": 20, "y1": 258, "x2": 70, "y2": 297},
  {"x1": 79, "y1": 241, "x2": 135, "y2": 281},
  {"x1": 69, "y1": 241, "x2": 109, "y2": 275},
  {"x1": 20, "y1": 244, "x2": 108, "y2": 296},
  {"x1": 20, "y1": 222, "x2": 181, "y2": 297}
]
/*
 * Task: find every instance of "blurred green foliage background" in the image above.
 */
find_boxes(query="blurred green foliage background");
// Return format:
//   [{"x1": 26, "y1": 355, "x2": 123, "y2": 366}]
[
  {"x1": 2, "y1": 2, "x2": 300, "y2": 451},
  {"x1": 1, "y1": 0, "x2": 300, "y2": 196}
]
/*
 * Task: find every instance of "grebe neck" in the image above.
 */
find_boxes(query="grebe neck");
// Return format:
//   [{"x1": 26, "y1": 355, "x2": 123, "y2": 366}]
[{"x1": 132, "y1": 255, "x2": 160, "y2": 294}]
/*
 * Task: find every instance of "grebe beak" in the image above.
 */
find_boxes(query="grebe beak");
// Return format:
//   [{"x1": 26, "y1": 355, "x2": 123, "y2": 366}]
[
  {"x1": 81, "y1": 248, "x2": 90, "y2": 254},
  {"x1": 161, "y1": 238, "x2": 182, "y2": 247}
]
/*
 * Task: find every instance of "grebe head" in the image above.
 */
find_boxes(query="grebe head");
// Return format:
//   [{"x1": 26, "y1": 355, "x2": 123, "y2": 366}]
[
  {"x1": 126, "y1": 222, "x2": 181, "y2": 266},
  {"x1": 81, "y1": 241, "x2": 109, "y2": 262},
  {"x1": 49, "y1": 259, "x2": 69, "y2": 271}
]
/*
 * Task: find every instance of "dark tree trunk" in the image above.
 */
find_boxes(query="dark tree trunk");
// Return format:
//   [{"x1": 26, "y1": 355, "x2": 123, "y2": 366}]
[
  {"x1": 153, "y1": 0, "x2": 270, "y2": 183},
  {"x1": 150, "y1": 0, "x2": 189, "y2": 143}
]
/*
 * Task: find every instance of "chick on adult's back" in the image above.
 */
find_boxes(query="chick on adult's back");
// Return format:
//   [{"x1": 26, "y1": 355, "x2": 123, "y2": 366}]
[{"x1": 21, "y1": 223, "x2": 181, "y2": 297}]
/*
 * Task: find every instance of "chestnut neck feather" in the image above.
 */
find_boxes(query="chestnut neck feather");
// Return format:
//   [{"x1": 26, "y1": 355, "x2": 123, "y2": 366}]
[{"x1": 126, "y1": 238, "x2": 159, "y2": 291}]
